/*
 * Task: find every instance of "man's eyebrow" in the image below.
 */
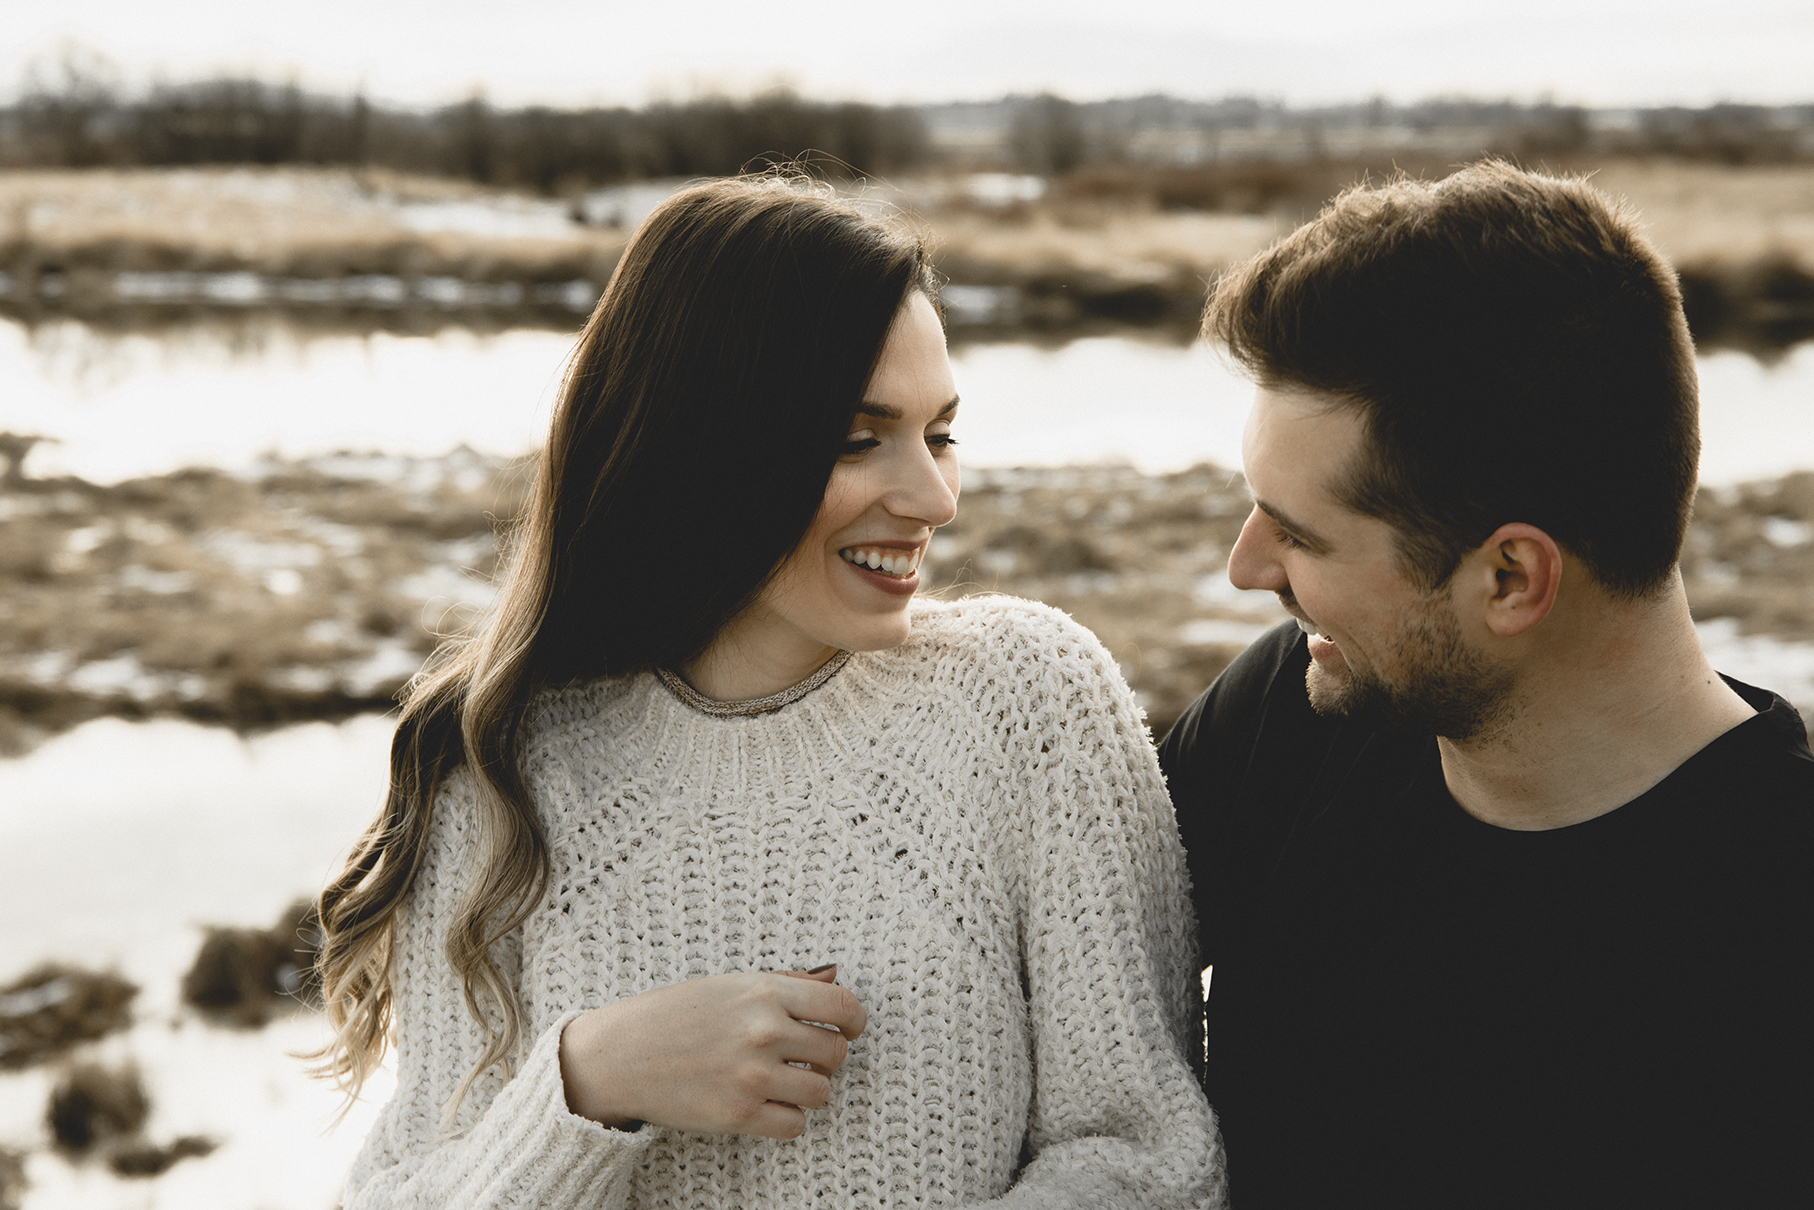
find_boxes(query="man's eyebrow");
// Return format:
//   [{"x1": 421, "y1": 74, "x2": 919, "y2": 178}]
[
  {"x1": 855, "y1": 395, "x2": 960, "y2": 421},
  {"x1": 1255, "y1": 500, "x2": 1333, "y2": 552}
]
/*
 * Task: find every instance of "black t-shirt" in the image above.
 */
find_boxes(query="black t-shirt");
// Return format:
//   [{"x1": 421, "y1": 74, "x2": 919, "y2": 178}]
[{"x1": 1159, "y1": 622, "x2": 1812, "y2": 1209}]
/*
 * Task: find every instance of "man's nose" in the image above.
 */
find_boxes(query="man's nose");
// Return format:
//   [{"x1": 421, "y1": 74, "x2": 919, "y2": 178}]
[{"x1": 1226, "y1": 505, "x2": 1288, "y2": 593}]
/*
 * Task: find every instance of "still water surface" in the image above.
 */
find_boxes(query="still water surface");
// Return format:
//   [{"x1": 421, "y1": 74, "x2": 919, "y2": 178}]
[
  {"x1": 5, "y1": 318, "x2": 1812, "y2": 486},
  {"x1": 0, "y1": 715, "x2": 396, "y2": 1210}
]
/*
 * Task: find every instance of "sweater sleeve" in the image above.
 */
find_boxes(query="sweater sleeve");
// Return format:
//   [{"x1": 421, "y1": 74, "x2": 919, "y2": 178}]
[
  {"x1": 970, "y1": 602, "x2": 1228, "y2": 1210},
  {"x1": 342, "y1": 769, "x2": 655, "y2": 1210}
]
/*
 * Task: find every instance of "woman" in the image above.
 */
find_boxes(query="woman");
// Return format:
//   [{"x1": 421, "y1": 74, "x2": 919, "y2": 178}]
[{"x1": 315, "y1": 175, "x2": 1222, "y2": 1208}]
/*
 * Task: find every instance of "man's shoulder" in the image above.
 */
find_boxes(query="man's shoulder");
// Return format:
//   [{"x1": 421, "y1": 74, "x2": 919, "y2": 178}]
[
  {"x1": 1154, "y1": 619, "x2": 1410, "y2": 860},
  {"x1": 1206, "y1": 617, "x2": 1308, "y2": 701},
  {"x1": 1681, "y1": 679, "x2": 1814, "y2": 829},
  {"x1": 1158, "y1": 619, "x2": 1433, "y2": 853},
  {"x1": 1157, "y1": 620, "x2": 1317, "y2": 787},
  {"x1": 1723, "y1": 677, "x2": 1814, "y2": 759}
]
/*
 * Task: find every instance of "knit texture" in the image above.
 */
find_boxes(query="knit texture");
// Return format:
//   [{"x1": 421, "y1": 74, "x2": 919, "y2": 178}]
[{"x1": 344, "y1": 596, "x2": 1226, "y2": 1209}]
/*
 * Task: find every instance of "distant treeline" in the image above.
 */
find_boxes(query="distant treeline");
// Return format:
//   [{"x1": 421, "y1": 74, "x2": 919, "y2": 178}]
[
  {"x1": 3, "y1": 55, "x2": 1812, "y2": 190},
  {"x1": 0, "y1": 75, "x2": 930, "y2": 190},
  {"x1": 977, "y1": 93, "x2": 1814, "y2": 175}
]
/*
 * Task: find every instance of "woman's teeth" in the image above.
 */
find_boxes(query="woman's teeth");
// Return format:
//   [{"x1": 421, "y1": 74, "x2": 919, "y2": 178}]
[{"x1": 840, "y1": 546, "x2": 922, "y2": 578}]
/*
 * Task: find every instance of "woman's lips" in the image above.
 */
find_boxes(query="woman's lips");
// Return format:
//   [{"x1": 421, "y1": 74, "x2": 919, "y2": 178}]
[
  {"x1": 838, "y1": 543, "x2": 923, "y2": 596},
  {"x1": 844, "y1": 561, "x2": 919, "y2": 595},
  {"x1": 838, "y1": 544, "x2": 923, "y2": 577}
]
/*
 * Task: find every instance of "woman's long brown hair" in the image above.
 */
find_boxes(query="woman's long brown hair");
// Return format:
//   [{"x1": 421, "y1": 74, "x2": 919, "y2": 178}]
[{"x1": 310, "y1": 174, "x2": 935, "y2": 1118}]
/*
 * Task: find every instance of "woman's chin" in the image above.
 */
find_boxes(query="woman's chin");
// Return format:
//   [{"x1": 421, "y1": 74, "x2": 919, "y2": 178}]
[{"x1": 831, "y1": 607, "x2": 916, "y2": 654}]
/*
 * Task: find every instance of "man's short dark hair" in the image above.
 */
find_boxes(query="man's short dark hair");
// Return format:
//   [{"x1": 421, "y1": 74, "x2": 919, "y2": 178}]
[{"x1": 1204, "y1": 159, "x2": 1700, "y2": 598}]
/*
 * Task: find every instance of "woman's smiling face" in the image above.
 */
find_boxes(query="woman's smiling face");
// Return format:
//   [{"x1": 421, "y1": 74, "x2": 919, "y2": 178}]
[{"x1": 691, "y1": 291, "x2": 959, "y2": 694}]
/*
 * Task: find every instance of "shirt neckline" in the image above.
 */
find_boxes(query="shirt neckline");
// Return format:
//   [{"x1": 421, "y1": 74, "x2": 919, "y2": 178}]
[{"x1": 1422, "y1": 676, "x2": 1797, "y2": 844}]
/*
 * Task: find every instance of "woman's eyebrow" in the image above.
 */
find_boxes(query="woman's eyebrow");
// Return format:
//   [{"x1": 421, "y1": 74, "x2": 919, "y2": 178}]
[{"x1": 855, "y1": 395, "x2": 961, "y2": 420}]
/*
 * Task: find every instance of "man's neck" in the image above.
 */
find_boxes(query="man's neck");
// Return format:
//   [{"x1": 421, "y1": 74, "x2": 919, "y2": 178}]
[{"x1": 1437, "y1": 586, "x2": 1758, "y2": 831}]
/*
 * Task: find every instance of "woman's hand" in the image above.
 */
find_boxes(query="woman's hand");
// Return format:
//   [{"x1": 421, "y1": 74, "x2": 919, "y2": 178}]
[{"x1": 557, "y1": 966, "x2": 867, "y2": 1139}]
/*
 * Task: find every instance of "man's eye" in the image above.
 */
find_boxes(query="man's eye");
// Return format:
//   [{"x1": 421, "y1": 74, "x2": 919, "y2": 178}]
[{"x1": 1274, "y1": 526, "x2": 1306, "y2": 550}]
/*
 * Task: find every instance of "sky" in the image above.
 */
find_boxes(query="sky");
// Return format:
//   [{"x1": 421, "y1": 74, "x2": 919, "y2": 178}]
[{"x1": 3, "y1": 0, "x2": 1812, "y2": 110}]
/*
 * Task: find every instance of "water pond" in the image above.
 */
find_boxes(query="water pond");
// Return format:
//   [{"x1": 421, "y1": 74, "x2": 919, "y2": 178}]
[{"x1": 5, "y1": 318, "x2": 1812, "y2": 487}]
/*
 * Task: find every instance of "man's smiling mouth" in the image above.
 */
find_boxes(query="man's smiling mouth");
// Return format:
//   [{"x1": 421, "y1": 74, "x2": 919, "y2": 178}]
[
  {"x1": 1294, "y1": 617, "x2": 1334, "y2": 643},
  {"x1": 1279, "y1": 591, "x2": 1332, "y2": 642},
  {"x1": 839, "y1": 545, "x2": 923, "y2": 579}
]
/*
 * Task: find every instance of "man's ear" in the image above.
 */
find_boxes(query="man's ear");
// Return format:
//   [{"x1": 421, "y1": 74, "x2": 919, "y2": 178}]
[{"x1": 1469, "y1": 523, "x2": 1562, "y2": 638}]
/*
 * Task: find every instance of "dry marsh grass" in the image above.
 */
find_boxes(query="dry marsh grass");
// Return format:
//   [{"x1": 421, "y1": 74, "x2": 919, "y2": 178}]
[
  {"x1": 0, "y1": 166, "x2": 630, "y2": 282},
  {"x1": 3, "y1": 161, "x2": 1811, "y2": 345},
  {"x1": 932, "y1": 206, "x2": 1286, "y2": 288},
  {"x1": 935, "y1": 157, "x2": 1814, "y2": 345},
  {"x1": 1590, "y1": 160, "x2": 1814, "y2": 268},
  {"x1": 979, "y1": 156, "x2": 1814, "y2": 267}
]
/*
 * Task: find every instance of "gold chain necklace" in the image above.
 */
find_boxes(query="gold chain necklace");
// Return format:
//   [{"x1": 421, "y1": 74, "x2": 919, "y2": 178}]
[{"x1": 655, "y1": 649, "x2": 853, "y2": 718}]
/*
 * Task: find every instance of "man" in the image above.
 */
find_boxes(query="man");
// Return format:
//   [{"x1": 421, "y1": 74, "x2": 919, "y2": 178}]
[{"x1": 1159, "y1": 161, "x2": 1810, "y2": 1208}]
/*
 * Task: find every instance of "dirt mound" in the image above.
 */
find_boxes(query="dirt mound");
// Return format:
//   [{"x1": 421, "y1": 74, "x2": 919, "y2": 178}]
[
  {"x1": 48, "y1": 1062, "x2": 149, "y2": 1152},
  {"x1": 0, "y1": 1147, "x2": 23, "y2": 1210},
  {"x1": 182, "y1": 899, "x2": 323, "y2": 1026},
  {"x1": 0, "y1": 965, "x2": 137, "y2": 1070},
  {"x1": 107, "y1": 1135, "x2": 218, "y2": 1178},
  {"x1": 45, "y1": 1062, "x2": 219, "y2": 1178}
]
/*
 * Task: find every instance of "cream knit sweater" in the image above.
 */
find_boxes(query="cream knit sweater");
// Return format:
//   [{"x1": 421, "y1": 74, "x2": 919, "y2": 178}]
[{"x1": 345, "y1": 596, "x2": 1226, "y2": 1209}]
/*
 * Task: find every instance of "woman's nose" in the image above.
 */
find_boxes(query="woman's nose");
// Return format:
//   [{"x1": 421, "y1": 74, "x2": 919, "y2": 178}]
[
  {"x1": 885, "y1": 443, "x2": 958, "y2": 528},
  {"x1": 1226, "y1": 505, "x2": 1288, "y2": 592}
]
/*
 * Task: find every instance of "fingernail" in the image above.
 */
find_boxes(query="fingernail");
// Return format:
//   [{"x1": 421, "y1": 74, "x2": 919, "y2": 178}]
[{"x1": 807, "y1": 963, "x2": 836, "y2": 974}]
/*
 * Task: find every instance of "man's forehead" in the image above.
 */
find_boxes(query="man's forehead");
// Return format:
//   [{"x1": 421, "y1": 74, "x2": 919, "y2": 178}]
[{"x1": 1242, "y1": 386, "x2": 1364, "y2": 494}]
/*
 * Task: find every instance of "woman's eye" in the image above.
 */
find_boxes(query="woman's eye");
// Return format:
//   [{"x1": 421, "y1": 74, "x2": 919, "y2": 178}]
[
  {"x1": 927, "y1": 432, "x2": 958, "y2": 449},
  {"x1": 839, "y1": 435, "x2": 881, "y2": 456}
]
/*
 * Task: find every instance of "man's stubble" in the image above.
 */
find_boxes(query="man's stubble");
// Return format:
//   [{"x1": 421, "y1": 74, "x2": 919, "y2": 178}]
[{"x1": 1301, "y1": 588, "x2": 1517, "y2": 742}]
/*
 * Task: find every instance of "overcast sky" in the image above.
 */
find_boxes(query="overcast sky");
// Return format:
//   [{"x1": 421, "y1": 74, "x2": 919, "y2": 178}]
[{"x1": 6, "y1": 0, "x2": 1812, "y2": 109}]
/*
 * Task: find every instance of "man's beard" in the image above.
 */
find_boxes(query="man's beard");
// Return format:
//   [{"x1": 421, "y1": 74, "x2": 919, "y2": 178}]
[{"x1": 1298, "y1": 591, "x2": 1515, "y2": 742}]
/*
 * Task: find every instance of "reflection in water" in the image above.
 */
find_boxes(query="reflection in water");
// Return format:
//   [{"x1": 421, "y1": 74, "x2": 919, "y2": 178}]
[
  {"x1": 0, "y1": 713, "x2": 394, "y2": 983},
  {"x1": 5, "y1": 317, "x2": 1812, "y2": 487},
  {"x1": 1694, "y1": 343, "x2": 1814, "y2": 483},
  {"x1": 5, "y1": 319, "x2": 574, "y2": 484}
]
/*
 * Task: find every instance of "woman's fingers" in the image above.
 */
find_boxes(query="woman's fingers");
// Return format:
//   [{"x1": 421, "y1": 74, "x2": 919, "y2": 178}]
[
  {"x1": 783, "y1": 1021, "x2": 849, "y2": 1074},
  {"x1": 720, "y1": 1054, "x2": 829, "y2": 1138},
  {"x1": 744, "y1": 1101, "x2": 810, "y2": 1140},
  {"x1": 779, "y1": 964, "x2": 838, "y2": 981},
  {"x1": 768, "y1": 1063, "x2": 834, "y2": 1110},
  {"x1": 558, "y1": 970, "x2": 868, "y2": 1138},
  {"x1": 775, "y1": 976, "x2": 868, "y2": 1041}
]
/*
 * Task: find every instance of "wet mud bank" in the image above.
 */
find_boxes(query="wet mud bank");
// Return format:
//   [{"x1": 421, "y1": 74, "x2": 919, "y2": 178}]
[
  {"x1": 4, "y1": 243, "x2": 1808, "y2": 353},
  {"x1": 0, "y1": 441, "x2": 529, "y2": 755},
  {"x1": 3, "y1": 446, "x2": 1810, "y2": 753}
]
